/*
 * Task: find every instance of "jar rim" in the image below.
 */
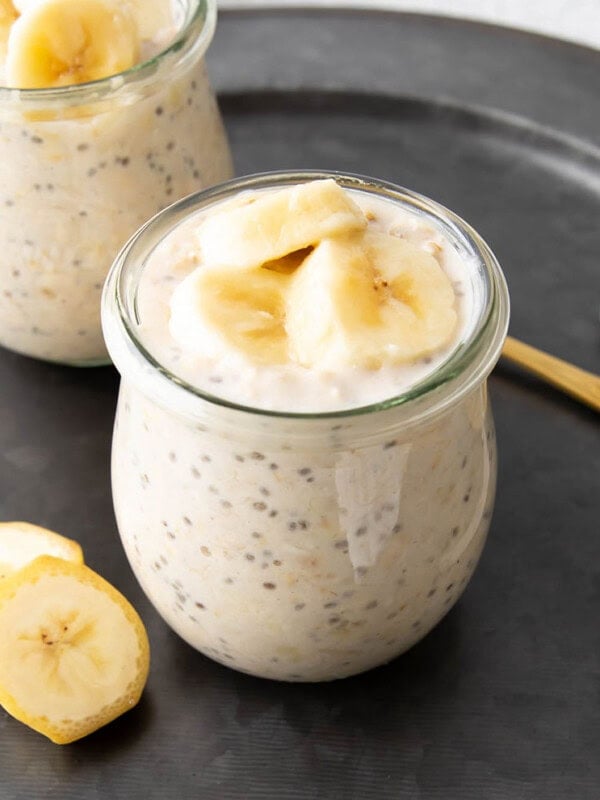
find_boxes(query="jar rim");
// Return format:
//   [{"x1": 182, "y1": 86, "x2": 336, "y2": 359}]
[
  {"x1": 102, "y1": 170, "x2": 510, "y2": 427},
  {"x1": 0, "y1": 0, "x2": 215, "y2": 102}
]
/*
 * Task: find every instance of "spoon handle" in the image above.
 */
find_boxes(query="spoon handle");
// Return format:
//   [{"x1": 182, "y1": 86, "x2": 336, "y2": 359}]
[{"x1": 501, "y1": 335, "x2": 600, "y2": 413}]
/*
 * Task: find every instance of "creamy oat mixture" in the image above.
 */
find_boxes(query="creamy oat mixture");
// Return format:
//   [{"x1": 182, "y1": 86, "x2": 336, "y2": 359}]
[
  {"x1": 0, "y1": 0, "x2": 232, "y2": 363},
  {"x1": 107, "y1": 182, "x2": 497, "y2": 681}
]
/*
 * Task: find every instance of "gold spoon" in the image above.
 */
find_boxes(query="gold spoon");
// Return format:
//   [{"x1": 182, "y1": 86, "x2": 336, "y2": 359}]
[{"x1": 501, "y1": 336, "x2": 600, "y2": 413}]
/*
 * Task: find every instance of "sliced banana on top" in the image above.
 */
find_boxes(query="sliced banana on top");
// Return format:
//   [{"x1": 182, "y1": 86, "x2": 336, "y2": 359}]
[
  {"x1": 197, "y1": 179, "x2": 367, "y2": 270},
  {"x1": 14, "y1": 0, "x2": 176, "y2": 46},
  {"x1": 0, "y1": 0, "x2": 18, "y2": 61},
  {"x1": 170, "y1": 260, "x2": 292, "y2": 365},
  {"x1": 5, "y1": 0, "x2": 139, "y2": 88},
  {"x1": 0, "y1": 0, "x2": 17, "y2": 24},
  {"x1": 169, "y1": 179, "x2": 460, "y2": 370},
  {"x1": 9, "y1": 0, "x2": 30, "y2": 11},
  {"x1": 0, "y1": 555, "x2": 150, "y2": 744},
  {"x1": 0, "y1": 521, "x2": 83, "y2": 580},
  {"x1": 286, "y1": 232, "x2": 457, "y2": 369},
  {"x1": 122, "y1": 0, "x2": 176, "y2": 44},
  {"x1": 0, "y1": 0, "x2": 17, "y2": 28}
]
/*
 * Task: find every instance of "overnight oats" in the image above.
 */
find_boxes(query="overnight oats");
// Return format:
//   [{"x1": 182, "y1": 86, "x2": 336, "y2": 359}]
[
  {"x1": 102, "y1": 172, "x2": 509, "y2": 682},
  {"x1": 0, "y1": 0, "x2": 232, "y2": 364}
]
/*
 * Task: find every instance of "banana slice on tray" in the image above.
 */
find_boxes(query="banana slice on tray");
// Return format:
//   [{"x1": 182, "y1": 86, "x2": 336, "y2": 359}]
[
  {"x1": 197, "y1": 179, "x2": 367, "y2": 270},
  {"x1": 286, "y1": 231, "x2": 458, "y2": 369},
  {"x1": 0, "y1": 556, "x2": 150, "y2": 744},
  {"x1": 0, "y1": 520, "x2": 83, "y2": 580},
  {"x1": 5, "y1": 0, "x2": 139, "y2": 88}
]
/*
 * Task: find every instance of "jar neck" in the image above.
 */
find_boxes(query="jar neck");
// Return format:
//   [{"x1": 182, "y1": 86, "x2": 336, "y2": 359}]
[
  {"x1": 0, "y1": 0, "x2": 215, "y2": 111},
  {"x1": 102, "y1": 171, "x2": 510, "y2": 447}
]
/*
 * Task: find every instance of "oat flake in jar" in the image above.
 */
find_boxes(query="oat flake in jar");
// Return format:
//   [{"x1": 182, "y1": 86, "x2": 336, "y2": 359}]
[
  {"x1": 102, "y1": 172, "x2": 510, "y2": 682},
  {"x1": 0, "y1": 0, "x2": 232, "y2": 364}
]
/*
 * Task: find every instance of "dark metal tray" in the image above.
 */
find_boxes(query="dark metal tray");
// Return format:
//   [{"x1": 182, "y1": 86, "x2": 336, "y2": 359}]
[{"x1": 1, "y1": 9, "x2": 599, "y2": 799}]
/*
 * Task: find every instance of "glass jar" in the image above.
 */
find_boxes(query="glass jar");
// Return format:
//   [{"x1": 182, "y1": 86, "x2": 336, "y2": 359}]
[
  {"x1": 0, "y1": 0, "x2": 232, "y2": 365},
  {"x1": 102, "y1": 171, "x2": 510, "y2": 682}
]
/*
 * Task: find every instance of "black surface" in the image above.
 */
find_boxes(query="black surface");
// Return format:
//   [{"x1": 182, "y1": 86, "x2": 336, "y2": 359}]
[{"x1": 1, "y1": 9, "x2": 599, "y2": 800}]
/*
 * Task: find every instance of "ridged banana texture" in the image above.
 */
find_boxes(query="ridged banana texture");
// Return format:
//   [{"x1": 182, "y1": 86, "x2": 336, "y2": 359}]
[
  {"x1": 5, "y1": 0, "x2": 140, "y2": 88},
  {"x1": 170, "y1": 179, "x2": 459, "y2": 370},
  {"x1": 0, "y1": 555, "x2": 150, "y2": 744}
]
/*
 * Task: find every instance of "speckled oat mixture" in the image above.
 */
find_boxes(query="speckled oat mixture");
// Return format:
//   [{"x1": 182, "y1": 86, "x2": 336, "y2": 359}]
[
  {"x1": 0, "y1": 7, "x2": 232, "y2": 364},
  {"x1": 108, "y1": 189, "x2": 498, "y2": 681},
  {"x1": 113, "y1": 385, "x2": 496, "y2": 681}
]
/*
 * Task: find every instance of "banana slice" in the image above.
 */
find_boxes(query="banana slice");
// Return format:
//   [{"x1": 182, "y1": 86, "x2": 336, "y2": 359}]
[
  {"x1": 0, "y1": 556, "x2": 150, "y2": 744},
  {"x1": 0, "y1": 0, "x2": 17, "y2": 25},
  {"x1": 170, "y1": 261, "x2": 293, "y2": 365},
  {"x1": 14, "y1": 0, "x2": 176, "y2": 42},
  {"x1": 0, "y1": 0, "x2": 18, "y2": 64},
  {"x1": 285, "y1": 231, "x2": 458, "y2": 369},
  {"x1": 122, "y1": 0, "x2": 175, "y2": 43},
  {"x1": 5, "y1": 0, "x2": 139, "y2": 89},
  {"x1": 0, "y1": 521, "x2": 83, "y2": 580},
  {"x1": 197, "y1": 179, "x2": 367, "y2": 271}
]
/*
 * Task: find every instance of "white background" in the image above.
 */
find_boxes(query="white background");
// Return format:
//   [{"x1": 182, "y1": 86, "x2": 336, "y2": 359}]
[{"x1": 219, "y1": 0, "x2": 600, "y2": 50}]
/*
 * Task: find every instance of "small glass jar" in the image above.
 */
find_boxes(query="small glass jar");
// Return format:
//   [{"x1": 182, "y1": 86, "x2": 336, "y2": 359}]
[
  {"x1": 102, "y1": 172, "x2": 509, "y2": 682},
  {"x1": 0, "y1": 0, "x2": 232, "y2": 365}
]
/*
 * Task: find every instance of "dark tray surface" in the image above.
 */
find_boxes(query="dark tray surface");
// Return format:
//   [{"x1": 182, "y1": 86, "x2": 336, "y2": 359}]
[{"x1": 1, "y1": 9, "x2": 599, "y2": 800}]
